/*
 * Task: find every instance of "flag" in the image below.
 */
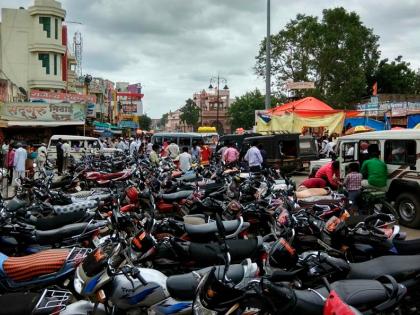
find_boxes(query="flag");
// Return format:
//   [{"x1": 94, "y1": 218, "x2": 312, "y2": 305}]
[
  {"x1": 258, "y1": 113, "x2": 272, "y2": 124},
  {"x1": 372, "y1": 82, "x2": 378, "y2": 96}
]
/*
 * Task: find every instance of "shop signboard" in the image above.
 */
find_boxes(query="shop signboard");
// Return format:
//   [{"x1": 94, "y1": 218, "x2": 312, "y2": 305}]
[
  {"x1": 285, "y1": 81, "x2": 315, "y2": 90},
  {"x1": 118, "y1": 120, "x2": 138, "y2": 129},
  {"x1": 1, "y1": 102, "x2": 86, "y2": 121},
  {"x1": 30, "y1": 90, "x2": 96, "y2": 104}
]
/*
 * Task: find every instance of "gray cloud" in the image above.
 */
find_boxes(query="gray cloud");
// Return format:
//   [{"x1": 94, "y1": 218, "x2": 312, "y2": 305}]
[{"x1": 1, "y1": 0, "x2": 420, "y2": 118}]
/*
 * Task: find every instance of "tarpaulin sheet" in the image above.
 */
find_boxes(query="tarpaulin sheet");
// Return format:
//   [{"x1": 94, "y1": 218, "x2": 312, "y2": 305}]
[
  {"x1": 407, "y1": 114, "x2": 420, "y2": 128},
  {"x1": 344, "y1": 117, "x2": 385, "y2": 131},
  {"x1": 256, "y1": 112, "x2": 346, "y2": 135}
]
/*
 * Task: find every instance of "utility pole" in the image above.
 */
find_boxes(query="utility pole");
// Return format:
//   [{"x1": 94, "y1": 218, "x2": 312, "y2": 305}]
[
  {"x1": 265, "y1": 0, "x2": 271, "y2": 110},
  {"x1": 209, "y1": 75, "x2": 228, "y2": 134}
]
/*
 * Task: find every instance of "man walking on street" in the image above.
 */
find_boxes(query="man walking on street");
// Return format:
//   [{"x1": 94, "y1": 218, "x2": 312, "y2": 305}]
[
  {"x1": 36, "y1": 143, "x2": 47, "y2": 171},
  {"x1": 244, "y1": 142, "x2": 263, "y2": 172},
  {"x1": 62, "y1": 140, "x2": 71, "y2": 171},
  {"x1": 56, "y1": 138, "x2": 64, "y2": 175},
  {"x1": 223, "y1": 142, "x2": 239, "y2": 167},
  {"x1": 14, "y1": 143, "x2": 27, "y2": 179},
  {"x1": 6, "y1": 145, "x2": 15, "y2": 185}
]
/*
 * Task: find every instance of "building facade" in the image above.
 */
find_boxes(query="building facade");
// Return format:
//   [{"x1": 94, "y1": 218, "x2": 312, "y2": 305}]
[{"x1": 0, "y1": 0, "x2": 70, "y2": 92}]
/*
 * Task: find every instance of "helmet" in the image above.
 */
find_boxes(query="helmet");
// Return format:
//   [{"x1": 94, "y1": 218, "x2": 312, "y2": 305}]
[
  {"x1": 126, "y1": 186, "x2": 139, "y2": 203},
  {"x1": 268, "y1": 238, "x2": 298, "y2": 270}
]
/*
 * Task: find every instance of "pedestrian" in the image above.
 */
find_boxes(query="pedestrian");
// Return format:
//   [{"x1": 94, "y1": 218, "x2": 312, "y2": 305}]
[
  {"x1": 146, "y1": 140, "x2": 153, "y2": 155},
  {"x1": 166, "y1": 140, "x2": 180, "y2": 160},
  {"x1": 129, "y1": 137, "x2": 137, "y2": 156},
  {"x1": 257, "y1": 143, "x2": 268, "y2": 168},
  {"x1": 14, "y1": 143, "x2": 27, "y2": 179},
  {"x1": 5, "y1": 145, "x2": 15, "y2": 185},
  {"x1": 344, "y1": 162, "x2": 363, "y2": 214},
  {"x1": 56, "y1": 138, "x2": 64, "y2": 175},
  {"x1": 149, "y1": 144, "x2": 160, "y2": 167},
  {"x1": 36, "y1": 142, "x2": 47, "y2": 171},
  {"x1": 62, "y1": 140, "x2": 71, "y2": 171},
  {"x1": 161, "y1": 141, "x2": 169, "y2": 157},
  {"x1": 244, "y1": 141, "x2": 263, "y2": 172},
  {"x1": 191, "y1": 142, "x2": 201, "y2": 163},
  {"x1": 200, "y1": 142, "x2": 211, "y2": 166},
  {"x1": 315, "y1": 160, "x2": 341, "y2": 190},
  {"x1": 179, "y1": 147, "x2": 192, "y2": 172},
  {"x1": 319, "y1": 137, "x2": 335, "y2": 158},
  {"x1": 223, "y1": 142, "x2": 239, "y2": 166},
  {"x1": 1, "y1": 139, "x2": 9, "y2": 167},
  {"x1": 217, "y1": 143, "x2": 228, "y2": 159}
]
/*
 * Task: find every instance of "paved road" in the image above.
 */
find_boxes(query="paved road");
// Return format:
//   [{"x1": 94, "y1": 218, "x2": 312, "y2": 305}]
[{"x1": 292, "y1": 174, "x2": 420, "y2": 239}]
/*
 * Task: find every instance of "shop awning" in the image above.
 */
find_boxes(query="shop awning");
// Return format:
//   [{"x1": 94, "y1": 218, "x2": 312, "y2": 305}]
[{"x1": 0, "y1": 120, "x2": 85, "y2": 127}]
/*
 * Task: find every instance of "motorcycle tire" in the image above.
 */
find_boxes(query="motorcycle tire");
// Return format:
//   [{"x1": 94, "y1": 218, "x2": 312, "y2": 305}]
[{"x1": 372, "y1": 200, "x2": 399, "y2": 221}]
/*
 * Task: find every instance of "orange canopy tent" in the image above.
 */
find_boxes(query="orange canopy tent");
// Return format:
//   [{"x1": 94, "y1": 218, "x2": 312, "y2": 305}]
[{"x1": 269, "y1": 97, "x2": 358, "y2": 117}]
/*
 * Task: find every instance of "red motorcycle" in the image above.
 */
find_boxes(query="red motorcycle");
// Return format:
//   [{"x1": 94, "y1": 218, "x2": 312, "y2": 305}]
[{"x1": 84, "y1": 168, "x2": 134, "y2": 187}]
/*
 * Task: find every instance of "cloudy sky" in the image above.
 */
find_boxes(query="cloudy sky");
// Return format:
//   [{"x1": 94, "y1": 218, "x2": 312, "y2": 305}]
[{"x1": 1, "y1": 0, "x2": 420, "y2": 118}]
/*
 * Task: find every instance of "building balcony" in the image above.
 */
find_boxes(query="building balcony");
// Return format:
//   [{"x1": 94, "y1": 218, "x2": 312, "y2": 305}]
[
  {"x1": 29, "y1": 43, "x2": 66, "y2": 55},
  {"x1": 28, "y1": 78, "x2": 65, "y2": 90},
  {"x1": 28, "y1": 1, "x2": 66, "y2": 19}
]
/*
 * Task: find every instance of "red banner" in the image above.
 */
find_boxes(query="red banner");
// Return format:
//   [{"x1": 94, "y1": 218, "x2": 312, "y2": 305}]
[{"x1": 30, "y1": 90, "x2": 96, "y2": 103}]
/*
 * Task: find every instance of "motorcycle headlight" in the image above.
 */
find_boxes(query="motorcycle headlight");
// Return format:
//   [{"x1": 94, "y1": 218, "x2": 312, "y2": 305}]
[
  {"x1": 193, "y1": 292, "x2": 217, "y2": 315},
  {"x1": 73, "y1": 276, "x2": 84, "y2": 295}
]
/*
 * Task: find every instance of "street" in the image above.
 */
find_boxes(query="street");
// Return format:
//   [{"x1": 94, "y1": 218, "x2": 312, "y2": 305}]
[{"x1": 292, "y1": 174, "x2": 420, "y2": 239}]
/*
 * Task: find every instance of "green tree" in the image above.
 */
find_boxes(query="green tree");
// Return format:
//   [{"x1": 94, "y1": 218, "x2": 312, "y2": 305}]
[
  {"x1": 138, "y1": 114, "x2": 152, "y2": 130},
  {"x1": 228, "y1": 89, "x2": 278, "y2": 130},
  {"x1": 179, "y1": 98, "x2": 200, "y2": 131},
  {"x1": 256, "y1": 7, "x2": 380, "y2": 107},
  {"x1": 159, "y1": 113, "x2": 169, "y2": 128},
  {"x1": 374, "y1": 56, "x2": 417, "y2": 94}
]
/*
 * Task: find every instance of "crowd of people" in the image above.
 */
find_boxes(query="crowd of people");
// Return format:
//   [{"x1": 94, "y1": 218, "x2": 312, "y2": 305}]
[{"x1": 300, "y1": 143, "x2": 388, "y2": 214}]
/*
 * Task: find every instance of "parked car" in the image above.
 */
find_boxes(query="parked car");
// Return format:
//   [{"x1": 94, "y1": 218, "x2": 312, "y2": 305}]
[
  {"x1": 47, "y1": 135, "x2": 121, "y2": 161},
  {"x1": 241, "y1": 133, "x2": 318, "y2": 173},
  {"x1": 331, "y1": 129, "x2": 420, "y2": 227}
]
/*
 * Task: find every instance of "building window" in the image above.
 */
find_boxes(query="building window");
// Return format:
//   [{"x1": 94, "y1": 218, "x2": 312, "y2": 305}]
[
  {"x1": 38, "y1": 53, "x2": 50, "y2": 74},
  {"x1": 39, "y1": 16, "x2": 51, "y2": 38},
  {"x1": 54, "y1": 54, "x2": 58, "y2": 75},
  {"x1": 55, "y1": 18, "x2": 58, "y2": 39}
]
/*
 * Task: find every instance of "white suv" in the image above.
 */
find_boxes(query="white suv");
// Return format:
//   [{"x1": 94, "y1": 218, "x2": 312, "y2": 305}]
[{"x1": 335, "y1": 129, "x2": 420, "y2": 227}]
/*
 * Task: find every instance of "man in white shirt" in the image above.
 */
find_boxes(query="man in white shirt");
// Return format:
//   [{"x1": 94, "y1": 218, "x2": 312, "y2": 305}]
[
  {"x1": 62, "y1": 140, "x2": 71, "y2": 170},
  {"x1": 166, "y1": 140, "x2": 180, "y2": 160},
  {"x1": 129, "y1": 138, "x2": 137, "y2": 156},
  {"x1": 178, "y1": 147, "x2": 192, "y2": 172},
  {"x1": 244, "y1": 142, "x2": 263, "y2": 172}
]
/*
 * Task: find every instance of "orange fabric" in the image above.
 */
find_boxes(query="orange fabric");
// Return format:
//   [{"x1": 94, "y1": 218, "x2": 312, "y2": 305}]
[
  {"x1": 268, "y1": 97, "x2": 360, "y2": 118},
  {"x1": 4, "y1": 249, "x2": 69, "y2": 282}
]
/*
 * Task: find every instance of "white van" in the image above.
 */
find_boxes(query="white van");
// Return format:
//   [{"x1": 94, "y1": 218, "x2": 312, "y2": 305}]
[
  {"x1": 47, "y1": 135, "x2": 120, "y2": 160},
  {"x1": 335, "y1": 130, "x2": 420, "y2": 227}
]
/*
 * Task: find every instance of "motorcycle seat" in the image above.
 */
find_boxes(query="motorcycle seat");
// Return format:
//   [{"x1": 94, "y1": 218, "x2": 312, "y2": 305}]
[
  {"x1": 184, "y1": 219, "x2": 248, "y2": 237},
  {"x1": 166, "y1": 264, "x2": 245, "y2": 300},
  {"x1": 294, "y1": 279, "x2": 405, "y2": 314},
  {"x1": 188, "y1": 238, "x2": 261, "y2": 265},
  {"x1": 183, "y1": 214, "x2": 207, "y2": 225},
  {"x1": 27, "y1": 211, "x2": 90, "y2": 230},
  {"x1": 348, "y1": 255, "x2": 420, "y2": 281},
  {"x1": 53, "y1": 200, "x2": 98, "y2": 215},
  {"x1": 0, "y1": 292, "x2": 40, "y2": 315},
  {"x1": 176, "y1": 173, "x2": 197, "y2": 182},
  {"x1": 3, "y1": 249, "x2": 69, "y2": 282},
  {"x1": 393, "y1": 239, "x2": 420, "y2": 255},
  {"x1": 162, "y1": 191, "x2": 193, "y2": 202},
  {"x1": 35, "y1": 221, "x2": 107, "y2": 245}
]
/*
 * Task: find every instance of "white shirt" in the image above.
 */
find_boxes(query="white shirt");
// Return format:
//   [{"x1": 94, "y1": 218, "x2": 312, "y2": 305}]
[
  {"x1": 244, "y1": 146, "x2": 263, "y2": 167},
  {"x1": 321, "y1": 141, "x2": 335, "y2": 156},
  {"x1": 14, "y1": 147, "x2": 27, "y2": 172},
  {"x1": 129, "y1": 141, "x2": 137, "y2": 155},
  {"x1": 37, "y1": 146, "x2": 47, "y2": 162},
  {"x1": 167, "y1": 143, "x2": 180, "y2": 159},
  {"x1": 62, "y1": 143, "x2": 71, "y2": 157},
  {"x1": 179, "y1": 152, "x2": 192, "y2": 172},
  {"x1": 146, "y1": 142, "x2": 153, "y2": 154}
]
